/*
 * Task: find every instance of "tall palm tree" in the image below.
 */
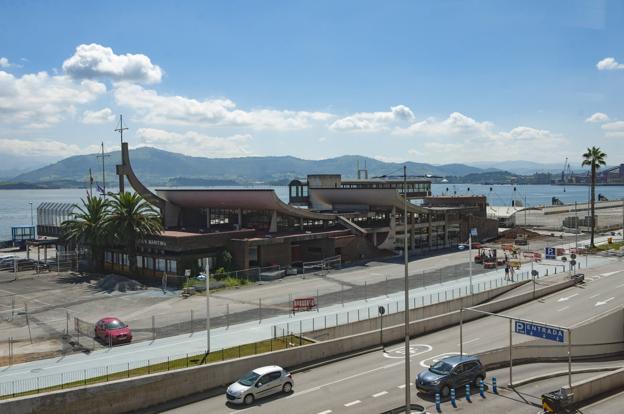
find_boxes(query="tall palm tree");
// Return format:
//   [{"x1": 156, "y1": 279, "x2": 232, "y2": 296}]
[
  {"x1": 582, "y1": 146, "x2": 607, "y2": 247},
  {"x1": 61, "y1": 195, "x2": 110, "y2": 270},
  {"x1": 107, "y1": 192, "x2": 163, "y2": 274}
]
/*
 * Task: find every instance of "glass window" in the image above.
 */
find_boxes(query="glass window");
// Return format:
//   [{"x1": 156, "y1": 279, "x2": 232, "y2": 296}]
[
  {"x1": 167, "y1": 260, "x2": 177, "y2": 273},
  {"x1": 156, "y1": 258, "x2": 166, "y2": 271},
  {"x1": 268, "y1": 371, "x2": 282, "y2": 381},
  {"x1": 137, "y1": 255, "x2": 143, "y2": 268},
  {"x1": 237, "y1": 371, "x2": 260, "y2": 386}
]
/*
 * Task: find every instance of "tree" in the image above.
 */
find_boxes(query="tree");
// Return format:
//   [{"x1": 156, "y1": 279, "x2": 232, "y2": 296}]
[
  {"x1": 61, "y1": 195, "x2": 110, "y2": 271},
  {"x1": 107, "y1": 192, "x2": 163, "y2": 274},
  {"x1": 582, "y1": 146, "x2": 607, "y2": 247}
]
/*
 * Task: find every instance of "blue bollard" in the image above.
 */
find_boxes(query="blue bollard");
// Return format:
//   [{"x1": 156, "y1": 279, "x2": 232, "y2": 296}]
[
  {"x1": 492, "y1": 377, "x2": 498, "y2": 394},
  {"x1": 465, "y1": 384, "x2": 471, "y2": 401},
  {"x1": 480, "y1": 380, "x2": 485, "y2": 398},
  {"x1": 450, "y1": 388, "x2": 456, "y2": 407},
  {"x1": 435, "y1": 392, "x2": 441, "y2": 412}
]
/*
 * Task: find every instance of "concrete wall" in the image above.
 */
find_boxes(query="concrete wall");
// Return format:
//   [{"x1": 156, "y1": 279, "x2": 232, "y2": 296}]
[
  {"x1": 0, "y1": 279, "x2": 576, "y2": 414},
  {"x1": 563, "y1": 367, "x2": 624, "y2": 404},
  {"x1": 307, "y1": 282, "x2": 523, "y2": 340},
  {"x1": 477, "y1": 306, "x2": 624, "y2": 370}
]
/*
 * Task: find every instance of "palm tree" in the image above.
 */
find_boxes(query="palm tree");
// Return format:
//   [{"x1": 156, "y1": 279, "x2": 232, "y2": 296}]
[
  {"x1": 107, "y1": 192, "x2": 163, "y2": 274},
  {"x1": 582, "y1": 146, "x2": 607, "y2": 247},
  {"x1": 61, "y1": 195, "x2": 110, "y2": 270}
]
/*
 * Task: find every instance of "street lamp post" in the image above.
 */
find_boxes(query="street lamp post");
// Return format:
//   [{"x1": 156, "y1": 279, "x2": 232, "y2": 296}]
[
  {"x1": 403, "y1": 165, "x2": 411, "y2": 413},
  {"x1": 29, "y1": 202, "x2": 33, "y2": 226},
  {"x1": 206, "y1": 260, "x2": 210, "y2": 354}
]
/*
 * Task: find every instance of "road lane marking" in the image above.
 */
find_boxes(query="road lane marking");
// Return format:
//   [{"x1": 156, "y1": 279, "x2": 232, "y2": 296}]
[
  {"x1": 398, "y1": 384, "x2": 406, "y2": 389},
  {"x1": 458, "y1": 338, "x2": 480, "y2": 346},
  {"x1": 557, "y1": 293, "x2": 578, "y2": 302},
  {"x1": 383, "y1": 344, "x2": 432, "y2": 359},
  {"x1": 557, "y1": 306, "x2": 569, "y2": 312},
  {"x1": 589, "y1": 293, "x2": 601, "y2": 299},
  {"x1": 617, "y1": 283, "x2": 624, "y2": 289},
  {"x1": 344, "y1": 400, "x2": 361, "y2": 407},
  {"x1": 595, "y1": 297, "x2": 615, "y2": 307},
  {"x1": 317, "y1": 411, "x2": 332, "y2": 414},
  {"x1": 601, "y1": 271, "x2": 622, "y2": 277},
  {"x1": 372, "y1": 391, "x2": 388, "y2": 398}
]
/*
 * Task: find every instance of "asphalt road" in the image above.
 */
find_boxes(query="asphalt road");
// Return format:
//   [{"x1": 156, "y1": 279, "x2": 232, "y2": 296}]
[{"x1": 162, "y1": 258, "x2": 624, "y2": 414}]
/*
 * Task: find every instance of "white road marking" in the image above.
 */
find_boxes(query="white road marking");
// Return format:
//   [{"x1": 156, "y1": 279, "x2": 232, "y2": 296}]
[
  {"x1": 557, "y1": 306, "x2": 570, "y2": 312},
  {"x1": 383, "y1": 344, "x2": 432, "y2": 359},
  {"x1": 344, "y1": 400, "x2": 361, "y2": 407},
  {"x1": 398, "y1": 384, "x2": 406, "y2": 389},
  {"x1": 595, "y1": 297, "x2": 615, "y2": 307},
  {"x1": 458, "y1": 338, "x2": 480, "y2": 346},
  {"x1": 317, "y1": 411, "x2": 332, "y2": 414},
  {"x1": 616, "y1": 283, "x2": 624, "y2": 289},
  {"x1": 589, "y1": 293, "x2": 601, "y2": 299},
  {"x1": 372, "y1": 391, "x2": 388, "y2": 398},
  {"x1": 557, "y1": 293, "x2": 578, "y2": 302},
  {"x1": 601, "y1": 271, "x2": 621, "y2": 277}
]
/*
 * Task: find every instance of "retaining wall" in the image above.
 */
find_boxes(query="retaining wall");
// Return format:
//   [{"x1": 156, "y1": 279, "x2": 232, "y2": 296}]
[
  {"x1": 0, "y1": 278, "x2": 576, "y2": 414},
  {"x1": 563, "y1": 367, "x2": 624, "y2": 404}
]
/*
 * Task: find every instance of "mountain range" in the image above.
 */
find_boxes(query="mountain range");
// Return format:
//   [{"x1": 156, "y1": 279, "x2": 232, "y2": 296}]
[{"x1": 1, "y1": 147, "x2": 580, "y2": 188}]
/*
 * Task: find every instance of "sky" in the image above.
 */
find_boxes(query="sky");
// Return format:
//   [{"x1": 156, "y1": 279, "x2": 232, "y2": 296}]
[{"x1": 0, "y1": 0, "x2": 623, "y2": 171}]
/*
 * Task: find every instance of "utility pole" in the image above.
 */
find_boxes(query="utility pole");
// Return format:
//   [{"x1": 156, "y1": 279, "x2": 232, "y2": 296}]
[
  {"x1": 403, "y1": 165, "x2": 411, "y2": 413},
  {"x1": 469, "y1": 230, "x2": 473, "y2": 294},
  {"x1": 96, "y1": 142, "x2": 110, "y2": 197},
  {"x1": 29, "y1": 202, "x2": 33, "y2": 226},
  {"x1": 114, "y1": 115, "x2": 128, "y2": 194},
  {"x1": 206, "y1": 260, "x2": 210, "y2": 354}
]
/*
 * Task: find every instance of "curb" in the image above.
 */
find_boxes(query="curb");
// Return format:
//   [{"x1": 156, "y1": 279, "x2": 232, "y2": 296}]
[{"x1": 506, "y1": 366, "x2": 623, "y2": 388}]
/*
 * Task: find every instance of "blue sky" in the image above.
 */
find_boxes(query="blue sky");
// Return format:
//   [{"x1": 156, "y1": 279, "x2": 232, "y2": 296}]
[{"x1": 1, "y1": 0, "x2": 623, "y2": 170}]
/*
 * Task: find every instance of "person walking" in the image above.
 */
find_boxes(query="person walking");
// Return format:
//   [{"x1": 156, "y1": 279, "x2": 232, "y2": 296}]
[
  {"x1": 504, "y1": 264, "x2": 510, "y2": 281},
  {"x1": 510, "y1": 265, "x2": 515, "y2": 282}
]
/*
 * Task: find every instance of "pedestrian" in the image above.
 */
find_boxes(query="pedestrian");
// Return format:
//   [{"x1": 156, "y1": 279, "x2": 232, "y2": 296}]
[
  {"x1": 504, "y1": 265, "x2": 510, "y2": 281},
  {"x1": 510, "y1": 265, "x2": 515, "y2": 281}
]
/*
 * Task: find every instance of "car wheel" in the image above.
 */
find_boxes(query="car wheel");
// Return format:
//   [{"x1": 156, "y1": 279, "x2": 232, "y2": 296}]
[
  {"x1": 473, "y1": 375, "x2": 484, "y2": 387},
  {"x1": 243, "y1": 394, "x2": 254, "y2": 405},
  {"x1": 440, "y1": 385, "x2": 450, "y2": 398},
  {"x1": 282, "y1": 382, "x2": 292, "y2": 393}
]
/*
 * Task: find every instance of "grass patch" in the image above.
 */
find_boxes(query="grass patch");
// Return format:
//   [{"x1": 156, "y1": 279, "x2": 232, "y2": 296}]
[
  {"x1": 591, "y1": 240, "x2": 624, "y2": 252},
  {"x1": 1, "y1": 335, "x2": 311, "y2": 400}
]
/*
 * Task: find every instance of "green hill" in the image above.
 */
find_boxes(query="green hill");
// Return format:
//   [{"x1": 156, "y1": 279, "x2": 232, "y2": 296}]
[{"x1": 11, "y1": 147, "x2": 488, "y2": 186}]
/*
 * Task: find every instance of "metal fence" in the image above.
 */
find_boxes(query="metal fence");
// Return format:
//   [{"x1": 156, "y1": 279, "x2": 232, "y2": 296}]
[
  {"x1": 0, "y1": 251, "x2": 79, "y2": 282},
  {"x1": 0, "y1": 333, "x2": 303, "y2": 399}
]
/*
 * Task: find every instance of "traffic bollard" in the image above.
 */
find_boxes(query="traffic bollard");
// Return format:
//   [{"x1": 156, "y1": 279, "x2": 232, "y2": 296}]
[
  {"x1": 435, "y1": 393, "x2": 441, "y2": 412},
  {"x1": 465, "y1": 384, "x2": 471, "y2": 401},
  {"x1": 450, "y1": 388, "x2": 456, "y2": 407},
  {"x1": 492, "y1": 377, "x2": 498, "y2": 394},
  {"x1": 479, "y1": 380, "x2": 485, "y2": 398}
]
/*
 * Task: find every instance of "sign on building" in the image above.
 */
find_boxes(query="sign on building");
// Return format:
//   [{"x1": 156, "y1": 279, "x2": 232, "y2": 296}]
[
  {"x1": 470, "y1": 228, "x2": 478, "y2": 237},
  {"x1": 514, "y1": 320, "x2": 565, "y2": 343},
  {"x1": 544, "y1": 247, "x2": 556, "y2": 260}
]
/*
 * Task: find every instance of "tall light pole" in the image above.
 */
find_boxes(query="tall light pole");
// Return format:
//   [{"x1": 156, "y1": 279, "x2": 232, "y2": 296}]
[
  {"x1": 206, "y1": 260, "x2": 210, "y2": 354},
  {"x1": 29, "y1": 202, "x2": 33, "y2": 226},
  {"x1": 403, "y1": 165, "x2": 411, "y2": 412}
]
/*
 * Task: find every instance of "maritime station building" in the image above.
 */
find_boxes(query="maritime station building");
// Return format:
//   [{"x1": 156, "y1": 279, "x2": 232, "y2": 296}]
[{"x1": 38, "y1": 143, "x2": 498, "y2": 280}]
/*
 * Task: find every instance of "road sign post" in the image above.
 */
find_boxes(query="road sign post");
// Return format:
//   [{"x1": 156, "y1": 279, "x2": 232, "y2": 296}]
[{"x1": 378, "y1": 305, "x2": 385, "y2": 350}]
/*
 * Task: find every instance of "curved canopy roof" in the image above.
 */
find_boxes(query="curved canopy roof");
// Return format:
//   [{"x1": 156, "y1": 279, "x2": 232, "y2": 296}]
[
  {"x1": 309, "y1": 188, "x2": 429, "y2": 214},
  {"x1": 156, "y1": 189, "x2": 337, "y2": 220}
]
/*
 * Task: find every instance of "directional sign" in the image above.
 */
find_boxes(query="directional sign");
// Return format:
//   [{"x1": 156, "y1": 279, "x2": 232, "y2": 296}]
[
  {"x1": 514, "y1": 321, "x2": 565, "y2": 343},
  {"x1": 544, "y1": 247, "x2": 556, "y2": 260},
  {"x1": 470, "y1": 228, "x2": 478, "y2": 237}
]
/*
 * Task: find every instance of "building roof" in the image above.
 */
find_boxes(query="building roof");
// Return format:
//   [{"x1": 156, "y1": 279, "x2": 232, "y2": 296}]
[
  {"x1": 309, "y1": 188, "x2": 429, "y2": 213},
  {"x1": 156, "y1": 189, "x2": 337, "y2": 220}
]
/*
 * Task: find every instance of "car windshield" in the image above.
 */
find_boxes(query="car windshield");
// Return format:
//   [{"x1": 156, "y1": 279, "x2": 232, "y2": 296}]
[
  {"x1": 106, "y1": 320, "x2": 126, "y2": 329},
  {"x1": 429, "y1": 361, "x2": 453, "y2": 375},
  {"x1": 237, "y1": 371, "x2": 260, "y2": 386}
]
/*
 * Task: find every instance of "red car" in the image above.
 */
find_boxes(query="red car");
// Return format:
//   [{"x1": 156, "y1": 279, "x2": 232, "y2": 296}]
[{"x1": 95, "y1": 317, "x2": 132, "y2": 344}]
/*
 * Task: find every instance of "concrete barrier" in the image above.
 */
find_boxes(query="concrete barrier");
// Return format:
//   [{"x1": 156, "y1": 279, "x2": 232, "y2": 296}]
[
  {"x1": 307, "y1": 281, "x2": 524, "y2": 340},
  {"x1": 0, "y1": 278, "x2": 577, "y2": 414},
  {"x1": 563, "y1": 367, "x2": 624, "y2": 404}
]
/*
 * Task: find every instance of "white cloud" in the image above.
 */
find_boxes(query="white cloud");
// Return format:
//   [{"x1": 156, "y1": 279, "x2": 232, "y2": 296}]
[
  {"x1": 82, "y1": 107, "x2": 115, "y2": 124},
  {"x1": 135, "y1": 128, "x2": 252, "y2": 157},
  {"x1": 330, "y1": 105, "x2": 415, "y2": 132},
  {"x1": 601, "y1": 121, "x2": 624, "y2": 138},
  {"x1": 0, "y1": 57, "x2": 13, "y2": 68},
  {"x1": 0, "y1": 70, "x2": 106, "y2": 127},
  {"x1": 63, "y1": 43, "x2": 163, "y2": 84},
  {"x1": 0, "y1": 138, "x2": 100, "y2": 157},
  {"x1": 394, "y1": 112, "x2": 495, "y2": 136},
  {"x1": 585, "y1": 112, "x2": 609, "y2": 123},
  {"x1": 596, "y1": 57, "x2": 624, "y2": 71},
  {"x1": 114, "y1": 83, "x2": 333, "y2": 130}
]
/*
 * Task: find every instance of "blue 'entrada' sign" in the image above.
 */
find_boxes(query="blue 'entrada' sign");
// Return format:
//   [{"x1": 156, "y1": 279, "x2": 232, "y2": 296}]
[{"x1": 514, "y1": 321, "x2": 565, "y2": 343}]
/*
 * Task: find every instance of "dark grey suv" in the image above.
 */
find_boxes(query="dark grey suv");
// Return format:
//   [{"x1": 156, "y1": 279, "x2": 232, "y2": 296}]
[{"x1": 416, "y1": 355, "x2": 486, "y2": 397}]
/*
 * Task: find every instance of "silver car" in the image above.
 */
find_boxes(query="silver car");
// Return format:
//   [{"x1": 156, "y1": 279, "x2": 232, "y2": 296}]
[{"x1": 226, "y1": 365, "x2": 293, "y2": 405}]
